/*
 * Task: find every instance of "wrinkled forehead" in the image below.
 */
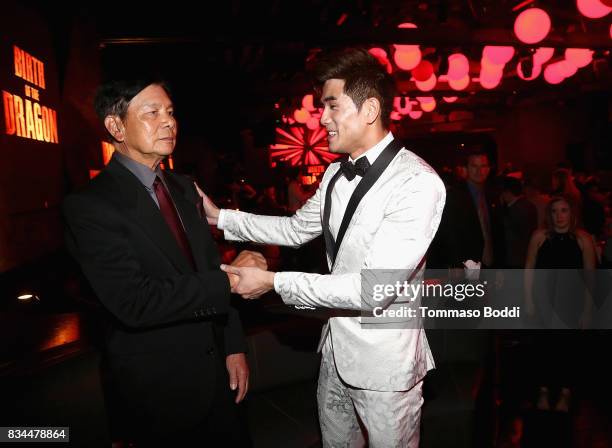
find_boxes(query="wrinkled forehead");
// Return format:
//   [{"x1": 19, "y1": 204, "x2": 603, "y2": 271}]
[{"x1": 129, "y1": 84, "x2": 173, "y2": 109}]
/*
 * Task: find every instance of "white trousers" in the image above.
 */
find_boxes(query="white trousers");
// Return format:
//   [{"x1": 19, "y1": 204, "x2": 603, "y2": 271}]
[{"x1": 317, "y1": 337, "x2": 424, "y2": 448}]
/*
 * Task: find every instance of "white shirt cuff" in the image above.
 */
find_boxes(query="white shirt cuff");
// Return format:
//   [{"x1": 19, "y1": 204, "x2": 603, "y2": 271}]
[
  {"x1": 217, "y1": 209, "x2": 227, "y2": 229},
  {"x1": 273, "y1": 271, "x2": 281, "y2": 294}
]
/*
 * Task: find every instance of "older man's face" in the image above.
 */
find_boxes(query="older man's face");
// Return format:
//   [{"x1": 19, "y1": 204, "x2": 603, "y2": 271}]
[{"x1": 120, "y1": 84, "x2": 177, "y2": 166}]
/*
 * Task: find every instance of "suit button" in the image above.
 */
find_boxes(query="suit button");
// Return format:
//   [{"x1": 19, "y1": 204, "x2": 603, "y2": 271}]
[{"x1": 207, "y1": 347, "x2": 215, "y2": 356}]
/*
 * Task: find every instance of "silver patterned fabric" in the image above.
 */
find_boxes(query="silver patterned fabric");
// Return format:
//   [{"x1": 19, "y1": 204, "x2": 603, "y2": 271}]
[
  {"x1": 318, "y1": 336, "x2": 423, "y2": 448},
  {"x1": 219, "y1": 146, "x2": 445, "y2": 442}
]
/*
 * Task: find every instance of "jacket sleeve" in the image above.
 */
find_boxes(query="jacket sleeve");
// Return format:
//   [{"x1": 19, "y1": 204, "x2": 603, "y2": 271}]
[
  {"x1": 63, "y1": 193, "x2": 231, "y2": 329},
  {"x1": 274, "y1": 171, "x2": 446, "y2": 310},
  {"x1": 223, "y1": 306, "x2": 248, "y2": 355},
  {"x1": 219, "y1": 169, "x2": 331, "y2": 248}
]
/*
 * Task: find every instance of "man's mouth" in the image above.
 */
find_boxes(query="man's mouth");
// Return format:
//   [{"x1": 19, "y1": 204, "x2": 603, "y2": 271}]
[{"x1": 327, "y1": 130, "x2": 337, "y2": 138}]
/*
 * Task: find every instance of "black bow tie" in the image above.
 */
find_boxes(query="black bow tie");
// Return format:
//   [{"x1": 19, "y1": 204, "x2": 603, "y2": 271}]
[{"x1": 340, "y1": 157, "x2": 371, "y2": 181}]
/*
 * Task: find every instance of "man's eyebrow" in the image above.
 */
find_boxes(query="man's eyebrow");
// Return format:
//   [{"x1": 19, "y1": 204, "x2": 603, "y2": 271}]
[
  {"x1": 322, "y1": 95, "x2": 337, "y2": 103},
  {"x1": 141, "y1": 102, "x2": 174, "y2": 109}
]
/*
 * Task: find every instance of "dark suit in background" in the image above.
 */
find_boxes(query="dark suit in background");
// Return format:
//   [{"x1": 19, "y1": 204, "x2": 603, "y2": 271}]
[{"x1": 428, "y1": 181, "x2": 505, "y2": 269}]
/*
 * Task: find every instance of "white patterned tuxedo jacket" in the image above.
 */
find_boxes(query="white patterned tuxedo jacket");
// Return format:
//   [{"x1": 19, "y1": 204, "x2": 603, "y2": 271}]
[{"x1": 219, "y1": 145, "x2": 446, "y2": 392}]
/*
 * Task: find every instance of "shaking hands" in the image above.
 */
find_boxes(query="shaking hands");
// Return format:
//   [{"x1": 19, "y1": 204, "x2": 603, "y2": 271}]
[
  {"x1": 222, "y1": 264, "x2": 275, "y2": 300},
  {"x1": 195, "y1": 182, "x2": 275, "y2": 300}
]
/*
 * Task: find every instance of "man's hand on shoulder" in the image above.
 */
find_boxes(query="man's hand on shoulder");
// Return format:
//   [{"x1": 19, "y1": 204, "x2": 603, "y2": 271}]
[{"x1": 194, "y1": 182, "x2": 220, "y2": 225}]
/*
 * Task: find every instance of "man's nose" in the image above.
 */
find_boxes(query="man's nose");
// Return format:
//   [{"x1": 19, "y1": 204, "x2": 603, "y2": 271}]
[
  {"x1": 320, "y1": 108, "x2": 330, "y2": 127},
  {"x1": 163, "y1": 113, "x2": 176, "y2": 129}
]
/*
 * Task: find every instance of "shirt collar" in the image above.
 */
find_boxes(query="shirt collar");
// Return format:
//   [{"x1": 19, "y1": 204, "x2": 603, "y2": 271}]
[
  {"x1": 349, "y1": 131, "x2": 394, "y2": 165},
  {"x1": 113, "y1": 151, "x2": 163, "y2": 189}
]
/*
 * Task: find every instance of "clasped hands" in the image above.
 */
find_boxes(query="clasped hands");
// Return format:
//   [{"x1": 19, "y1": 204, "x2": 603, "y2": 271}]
[
  {"x1": 196, "y1": 182, "x2": 275, "y2": 300},
  {"x1": 225, "y1": 250, "x2": 275, "y2": 299}
]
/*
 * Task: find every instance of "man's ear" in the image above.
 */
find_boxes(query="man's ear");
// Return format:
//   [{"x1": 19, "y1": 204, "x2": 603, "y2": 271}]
[
  {"x1": 104, "y1": 116, "x2": 125, "y2": 142},
  {"x1": 364, "y1": 97, "x2": 381, "y2": 125}
]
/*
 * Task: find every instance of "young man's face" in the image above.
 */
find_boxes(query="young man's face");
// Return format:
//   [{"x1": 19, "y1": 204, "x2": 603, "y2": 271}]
[
  {"x1": 319, "y1": 79, "x2": 369, "y2": 156},
  {"x1": 118, "y1": 84, "x2": 177, "y2": 165},
  {"x1": 466, "y1": 155, "x2": 491, "y2": 186}
]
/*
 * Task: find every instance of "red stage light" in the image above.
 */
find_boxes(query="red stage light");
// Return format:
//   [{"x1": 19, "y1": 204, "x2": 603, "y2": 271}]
[
  {"x1": 393, "y1": 46, "x2": 422, "y2": 71},
  {"x1": 447, "y1": 53, "x2": 470, "y2": 81},
  {"x1": 483, "y1": 46, "x2": 515, "y2": 66},
  {"x1": 448, "y1": 75, "x2": 470, "y2": 91},
  {"x1": 514, "y1": 8, "x2": 551, "y2": 44},
  {"x1": 576, "y1": 0, "x2": 611, "y2": 18},
  {"x1": 415, "y1": 74, "x2": 437, "y2": 91},
  {"x1": 564, "y1": 48, "x2": 594, "y2": 68},
  {"x1": 544, "y1": 64, "x2": 565, "y2": 84},
  {"x1": 412, "y1": 60, "x2": 434, "y2": 81},
  {"x1": 533, "y1": 47, "x2": 555, "y2": 65}
]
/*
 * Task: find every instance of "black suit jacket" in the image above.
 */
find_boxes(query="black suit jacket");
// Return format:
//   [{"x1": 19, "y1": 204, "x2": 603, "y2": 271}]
[
  {"x1": 428, "y1": 181, "x2": 505, "y2": 268},
  {"x1": 63, "y1": 157, "x2": 247, "y2": 436}
]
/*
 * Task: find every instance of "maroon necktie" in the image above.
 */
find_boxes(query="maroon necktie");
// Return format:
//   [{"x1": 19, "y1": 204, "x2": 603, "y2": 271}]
[{"x1": 153, "y1": 177, "x2": 197, "y2": 270}]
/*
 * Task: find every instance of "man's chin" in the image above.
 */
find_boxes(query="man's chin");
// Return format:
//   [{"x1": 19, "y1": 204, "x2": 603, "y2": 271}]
[{"x1": 328, "y1": 145, "x2": 346, "y2": 155}]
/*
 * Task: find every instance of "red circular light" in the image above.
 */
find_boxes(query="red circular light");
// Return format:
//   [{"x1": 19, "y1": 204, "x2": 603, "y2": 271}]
[
  {"x1": 412, "y1": 60, "x2": 434, "y2": 81},
  {"x1": 514, "y1": 8, "x2": 551, "y2": 44},
  {"x1": 447, "y1": 53, "x2": 470, "y2": 81},
  {"x1": 576, "y1": 0, "x2": 612, "y2": 18}
]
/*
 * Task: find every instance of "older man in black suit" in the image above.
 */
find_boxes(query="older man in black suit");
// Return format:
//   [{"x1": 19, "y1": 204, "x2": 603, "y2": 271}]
[{"x1": 63, "y1": 79, "x2": 263, "y2": 446}]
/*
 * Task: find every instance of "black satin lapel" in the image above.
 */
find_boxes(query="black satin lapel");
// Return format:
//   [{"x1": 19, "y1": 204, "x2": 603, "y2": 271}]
[
  {"x1": 332, "y1": 139, "x2": 403, "y2": 267},
  {"x1": 323, "y1": 167, "x2": 344, "y2": 266}
]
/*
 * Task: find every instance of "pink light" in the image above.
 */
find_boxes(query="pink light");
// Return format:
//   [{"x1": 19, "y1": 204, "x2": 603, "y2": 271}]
[
  {"x1": 302, "y1": 94, "x2": 316, "y2": 112},
  {"x1": 479, "y1": 74, "x2": 501, "y2": 89},
  {"x1": 417, "y1": 97, "x2": 436, "y2": 112},
  {"x1": 415, "y1": 74, "x2": 437, "y2": 92},
  {"x1": 293, "y1": 108, "x2": 311, "y2": 124},
  {"x1": 514, "y1": 8, "x2": 551, "y2": 44},
  {"x1": 393, "y1": 46, "x2": 422, "y2": 71},
  {"x1": 480, "y1": 66, "x2": 504, "y2": 83},
  {"x1": 369, "y1": 47, "x2": 393, "y2": 74},
  {"x1": 306, "y1": 117, "x2": 320, "y2": 130},
  {"x1": 556, "y1": 60, "x2": 578, "y2": 77},
  {"x1": 390, "y1": 111, "x2": 403, "y2": 121},
  {"x1": 393, "y1": 96, "x2": 412, "y2": 114},
  {"x1": 565, "y1": 48, "x2": 594, "y2": 68},
  {"x1": 447, "y1": 53, "x2": 470, "y2": 81},
  {"x1": 412, "y1": 60, "x2": 434, "y2": 81},
  {"x1": 448, "y1": 75, "x2": 470, "y2": 91},
  {"x1": 408, "y1": 110, "x2": 423, "y2": 119},
  {"x1": 576, "y1": 0, "x2": 611, "y2": 18},
  {"x1": 443, "y1": 96, "x2": 458, "y2": 103},
  {"x1": 543, "y1": 64, "x2": 565, "y2": 84},
  {"x1": 398, "y1": 22, "x2": 418, "y2": 29},
  {"x1": 482, "y1": 46, "x2": 515, "y2": 66},
  {"x1": 533, "y1": 47, "x2": 555, "y2": 65},
  {"x1": 517, "y1": 60, "x2": 542, "y2": 80}
]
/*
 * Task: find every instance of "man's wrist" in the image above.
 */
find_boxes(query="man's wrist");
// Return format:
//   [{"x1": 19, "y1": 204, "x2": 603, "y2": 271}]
[{"x1": 268, "y1": 271, "x2": 276, "y2": 291}]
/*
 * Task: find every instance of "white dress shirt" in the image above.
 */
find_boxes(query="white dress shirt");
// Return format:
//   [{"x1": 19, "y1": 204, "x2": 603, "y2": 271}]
[{"x1": 328, "y1": 131, "x2": 393, "y2": 240}]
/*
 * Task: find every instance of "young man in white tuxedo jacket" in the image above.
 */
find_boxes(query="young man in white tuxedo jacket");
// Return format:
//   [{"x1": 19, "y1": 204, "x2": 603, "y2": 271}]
[{"x1": 199, "y1": 48, "x2": 446, "y2": 447}]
